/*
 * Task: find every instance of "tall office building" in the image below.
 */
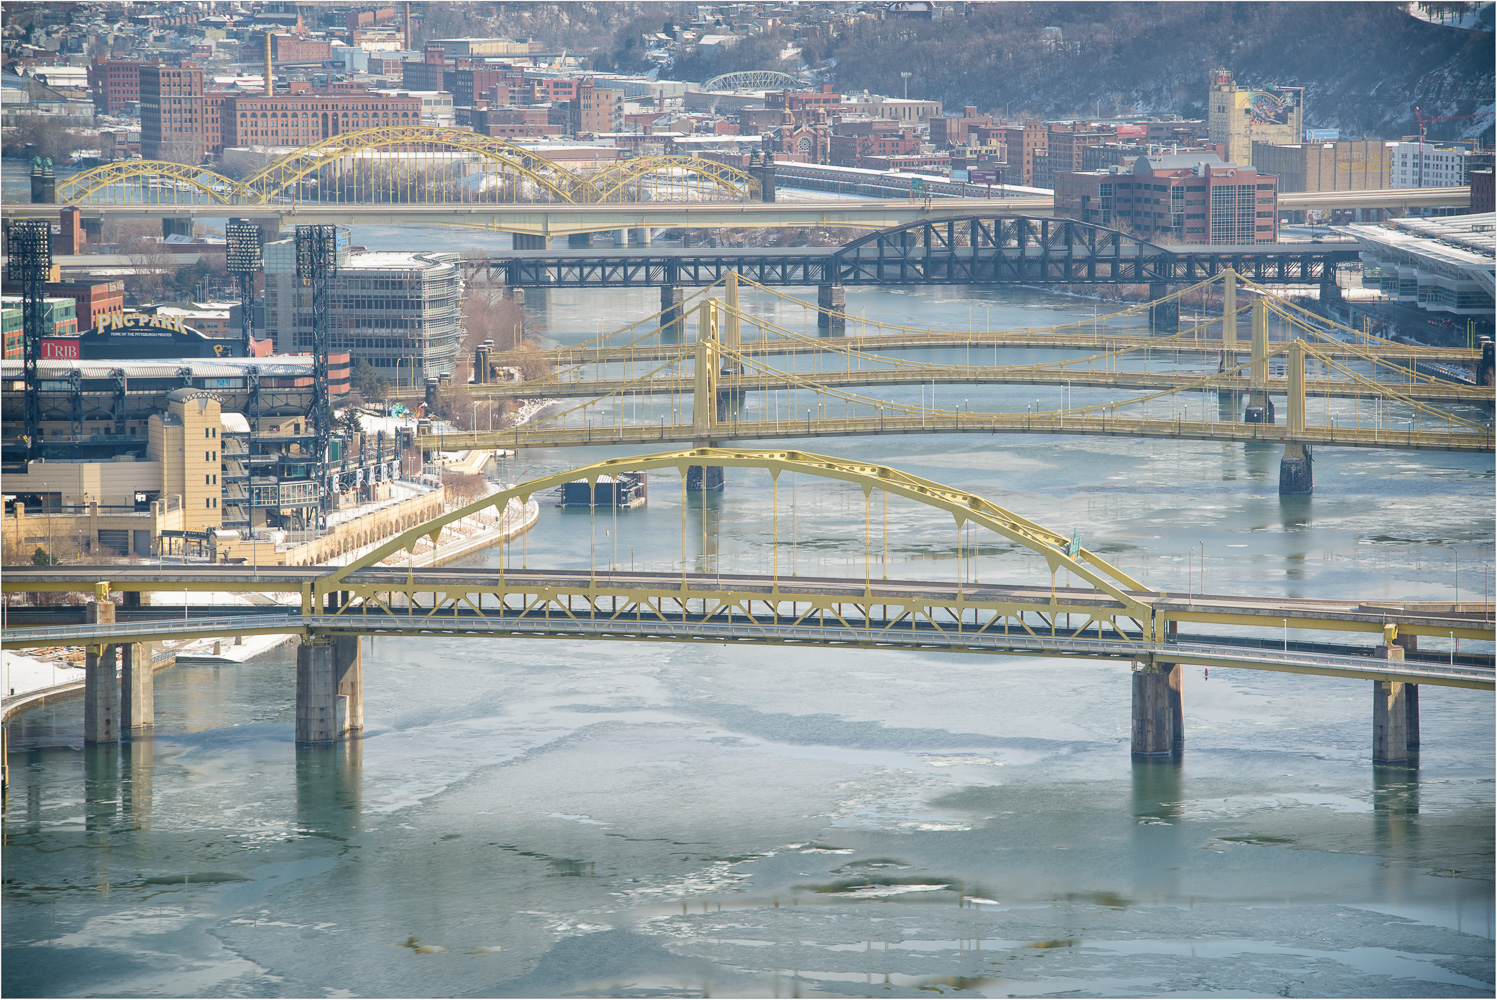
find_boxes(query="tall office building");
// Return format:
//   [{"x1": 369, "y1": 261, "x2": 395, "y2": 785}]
[
  {"x1": 1207, "y1": 69, "x2": 1303, "y2": 168},
  {"x1": 263, "y1": 242, "x2": 463, "y2": 385}
]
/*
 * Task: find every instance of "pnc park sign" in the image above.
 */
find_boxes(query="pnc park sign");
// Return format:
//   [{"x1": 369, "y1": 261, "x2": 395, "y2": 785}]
[{"x1": 94, "y1": 312, "x2": 197, "y2": 336}]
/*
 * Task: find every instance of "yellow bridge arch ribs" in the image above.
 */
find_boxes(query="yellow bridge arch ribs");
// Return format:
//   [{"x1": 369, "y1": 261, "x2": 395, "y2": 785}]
[
  {"x1": 317, "y1": 446, "x2": 1155, "y2": 626},
  {"x1": 234, "y1": 125, "x2": 601, "y2": 204},
  {"x1": 54, "y1": 160, "x2": 243, "y2": 206},
  {"x1": 581, "y1": 155, "x2": 761, "y2": 203}
]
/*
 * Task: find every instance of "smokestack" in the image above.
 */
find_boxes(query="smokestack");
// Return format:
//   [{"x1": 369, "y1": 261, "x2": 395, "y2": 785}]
[
  {"x1": 405, "y1": 2, "x2": 412, "y2": 52},
  {"x1": 264, "y1": 33, "x2": 273, "y2": 96}
]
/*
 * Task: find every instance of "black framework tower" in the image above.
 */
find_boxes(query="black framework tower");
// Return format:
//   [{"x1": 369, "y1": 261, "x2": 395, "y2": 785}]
[
  {"x1": 295, "y1": 224, "x2": 339, "y2": 525},
  {"x1": 6, "y1": 219, "x2": 52, "y2": 456},
  {"x1": 225, "y1": 220, "x2": 263, "y2": 356}
]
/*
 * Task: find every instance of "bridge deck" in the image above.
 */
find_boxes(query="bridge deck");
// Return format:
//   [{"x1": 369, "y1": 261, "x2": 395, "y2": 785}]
[
  {"x1": 2, "y1": 609, "x2": 1489, "y2": 690},
  {"x1": 458, "y1": 368, "x2": 1492, "y2": 405},
  {"x1": 6, "y1": 567, "x2": 1491, "y2": 638}
]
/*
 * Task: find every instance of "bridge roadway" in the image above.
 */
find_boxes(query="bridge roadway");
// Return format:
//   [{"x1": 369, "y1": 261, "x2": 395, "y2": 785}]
[
  {"x1": 0, "y1": 198, "x2": 1050, "y2": 234},
  {"x1": 424, "y1": 411, "x2": 1494, "y2": 454},
  {"x1": 534, "y1": 333, "x2": 1484, "y2": 367},
  {"x1": 477, "y1": 243, "x2": 1359, "y2": 286},
  {"x1": 3, "y1": 568, "x2": 1492, "y2": 686},
  {"x1": 0, "y1": 189, "x2": 1468, "y2": 231},
  {"x1": 5, "y1": 565, "x2": 1491, "y2": 642},
  {"x1": 458, "y1": 367, "x2": 1492, "y2": 406}
]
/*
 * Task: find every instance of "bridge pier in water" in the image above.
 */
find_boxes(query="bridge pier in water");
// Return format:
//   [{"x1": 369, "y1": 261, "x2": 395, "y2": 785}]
[
  {"x1": 120, "y1": 642, "x2": 154, "y2": 731},
  {"x1": 1372, "y1": 639, "x2": 1421, "y2": 764},
  {"x1": 295, "y1": 635, "x2": 363, "y2": 744},
  {"x1": 817, "y1": 283, "x2": 846, "y2": 335},
  {"x1": 661, "y1": 285, "x2": 685, "y2": 342},
  {"x1": 1148, "y1": 284, "x2": 1179, "y2": 335},
  {"x1": 83, "y1": 598, "x2": 118, "y2": 744},
  {"x1": 1131, "y1": 661, "x2": 1183, "y2": 757},
  {"x1": 1279, "y1": 443, "x2": 1313, "y2": 494},
  {"x1": 511, "y1": 232, "x2": 546, "y2": 250}
]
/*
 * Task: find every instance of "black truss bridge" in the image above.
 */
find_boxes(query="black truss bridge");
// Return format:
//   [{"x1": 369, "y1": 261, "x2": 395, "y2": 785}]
[{"x1": 478, "y1": 216, "x2": 1361, "y2": 288}]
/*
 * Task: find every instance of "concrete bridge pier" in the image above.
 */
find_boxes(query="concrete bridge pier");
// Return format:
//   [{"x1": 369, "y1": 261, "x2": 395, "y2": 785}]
[
  {"x1": 1244, "y1": 389, "x2": 1275, "y2": 424},
  {"x1": 611, "y1": 229, "x2": 629, "y2": 246},
  {"x1": 1278, "y1": 443, "x2": 1313, "y2": 494},
  {"x1": 1371, "y1": 640, "x2": 1420, "y2": 764},
  {"x1": 295, "y1": 635, "x2": 363, "y2": 744},
  {"x1": 1130, "y1": 661, "x2": 1180, "y2": 757},
  {"x1": 817, "y1": 283, "x2": 846, "y2": 335},
  {"x1": 661, "y1": 285, "x2": 685, "y2": 342},
  {"x1": 686, "y1": 464, "x2": 725, "y2": 492},
  {"x1": 162, "y1": 218, "x2": 193, "y2": 240},
  {"x1": 567, "y1": 232, "x2": 593, "y2": 248},
  {"x1": 120, "y1": 642, "x2": 154, "y2": 732},
  {"x1": 84, "y1": 644, "x2": 119, "y2": 744},
  {"x1": 83, "y1": 598, "x2": 118, "y2": 744},
  {"x1": 630, "y1": 228, "x2": 652, "y2": 246},
  {"x1": 1148, "y1": 284, "x2": 1179, "y2": 335},
  {"x1": 511, "y1": 232, "x2": 546, "y2": 250}
]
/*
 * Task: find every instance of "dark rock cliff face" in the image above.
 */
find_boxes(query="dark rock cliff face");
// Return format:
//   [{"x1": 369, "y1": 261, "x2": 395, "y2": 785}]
[{"x1": 730, "y1": 2, "x2": 1494, "y2": 143}]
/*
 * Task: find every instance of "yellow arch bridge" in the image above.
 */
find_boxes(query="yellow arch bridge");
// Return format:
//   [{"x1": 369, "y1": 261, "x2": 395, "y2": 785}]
[
  {"x1": 51, "y1": 126, "x2": 763, "y2": 207},
  {"x1": 3, "y1": 449, "x2": 1491, "y2": 769}
]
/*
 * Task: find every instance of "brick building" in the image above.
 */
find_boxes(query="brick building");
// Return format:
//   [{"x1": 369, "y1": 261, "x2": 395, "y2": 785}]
[
  {"x1": 828, "y1": 119, "x2": 922, "y2": 168},
  {"x1": 1000, "y1": 121, "x2": 1049, "y2": 187},
  {"x1": 270, "y1": 33, "x2": 332, "y2": 64},
  {"x1": 1055, "y1": 153, "x2": 1278, "y2": 244},
  {"x1": 573, "y1": 79, "x2": 623, "y2": 135},
  {"x1": 140, "y1": 64, "x2": 206, "y2": 162},
  {"x1": 1250, "y1": 140, "x2": 1392, "y2": 192},
  {"x1": 767, "y1": 86, "x2": 842, "y2": 125},
  {"x1": 88, "y1": 58, "x2": 155, "y2": 115},
  {"x1": 222, "y1": 94, "x2": 423, "y2": 148},
  {"x1": 472, "y1": 106, "x2": 562, "y2": 139}
]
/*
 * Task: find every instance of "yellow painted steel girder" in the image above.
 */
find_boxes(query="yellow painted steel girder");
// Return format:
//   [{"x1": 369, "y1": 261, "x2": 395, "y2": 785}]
[
  {"x1": 234, "y1": 125, "x2": 599, "y2": 204},
  {"x1": 55, "y1": 160, "x2": 242, "y2": 204},
  {"x1": 320, "y1": 447, "x2": 1153, "y2": 621},
  {"x1": 582, "y1": 155, "x2": 760, "y2": 203}
]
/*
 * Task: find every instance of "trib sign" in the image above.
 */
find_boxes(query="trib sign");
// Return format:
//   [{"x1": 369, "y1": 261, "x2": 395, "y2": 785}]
[{"x1": 40, "y1": 339, "x2": 81, "y2": 360}]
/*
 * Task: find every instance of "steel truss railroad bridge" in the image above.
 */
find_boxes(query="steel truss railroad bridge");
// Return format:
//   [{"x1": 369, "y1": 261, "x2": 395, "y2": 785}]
[
  {"x1": 481, "y1": 216, "x2": 1361, "y2": 287},
  {"x1": 3, "y1": 449, "x2": 1491, "y2": 768}
]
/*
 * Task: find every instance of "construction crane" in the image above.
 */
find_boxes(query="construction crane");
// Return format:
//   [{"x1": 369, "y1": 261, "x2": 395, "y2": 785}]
[{"x1": 1413, "y1": 106, "x2": 1492, "y2": 143}]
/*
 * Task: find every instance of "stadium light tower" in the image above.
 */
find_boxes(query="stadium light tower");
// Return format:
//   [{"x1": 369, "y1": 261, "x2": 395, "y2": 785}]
[
  {"x1": 295, "y1": 224, "x2": 340, "y2": 527},
  {"x1": 225, "y1": 220, "x2": 263, "y2": 357},
  {"x1": 6, "y1": 219, "x2": 52, "y2": 456}
]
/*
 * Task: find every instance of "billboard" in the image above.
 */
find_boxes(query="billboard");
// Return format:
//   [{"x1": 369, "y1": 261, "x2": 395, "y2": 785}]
[
  {"x1": 969, "y1": 167, "x2": 998, "y2": 185},
  {"x1": 1246, "y1": 86, "x2": 1302, "y2": 125},
  {"x1": 40, "y1": 338, "x2": 81, "y2": 360},
  {"x1": 1304, "y1": 128, "x2": 1340, "y2": 142}
]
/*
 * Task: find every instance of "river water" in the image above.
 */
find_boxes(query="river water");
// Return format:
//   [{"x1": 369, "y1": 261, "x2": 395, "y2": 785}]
[{"x1": 4, "y1": 224, "x2": 1494, "y2": 998}]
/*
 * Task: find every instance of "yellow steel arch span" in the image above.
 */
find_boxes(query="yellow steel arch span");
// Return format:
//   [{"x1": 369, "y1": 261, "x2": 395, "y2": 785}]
[
  {"x1": 319, "y1": 448, "x2": 1152, "y2": 618},
  {"x1": 235, "y1": 125, "x2": 601, "y2": 204},
  {"x1": 582, "y1": 155, "x2": 761, "y2": 203},
  {"x1": 55, "y1": 160, "x2": 242, "y2": 204}
]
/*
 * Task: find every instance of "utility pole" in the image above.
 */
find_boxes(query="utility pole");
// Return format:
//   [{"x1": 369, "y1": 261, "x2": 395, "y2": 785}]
[
  {"x1": 296, "y1": 225, "x2": 340, "y2": 528},
  {"x1": 6, "y1": 219, "x2": 51, "y2": 458},
  {"x1": 901, "y1": 71, "x2": 911, "y2": 101}
]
